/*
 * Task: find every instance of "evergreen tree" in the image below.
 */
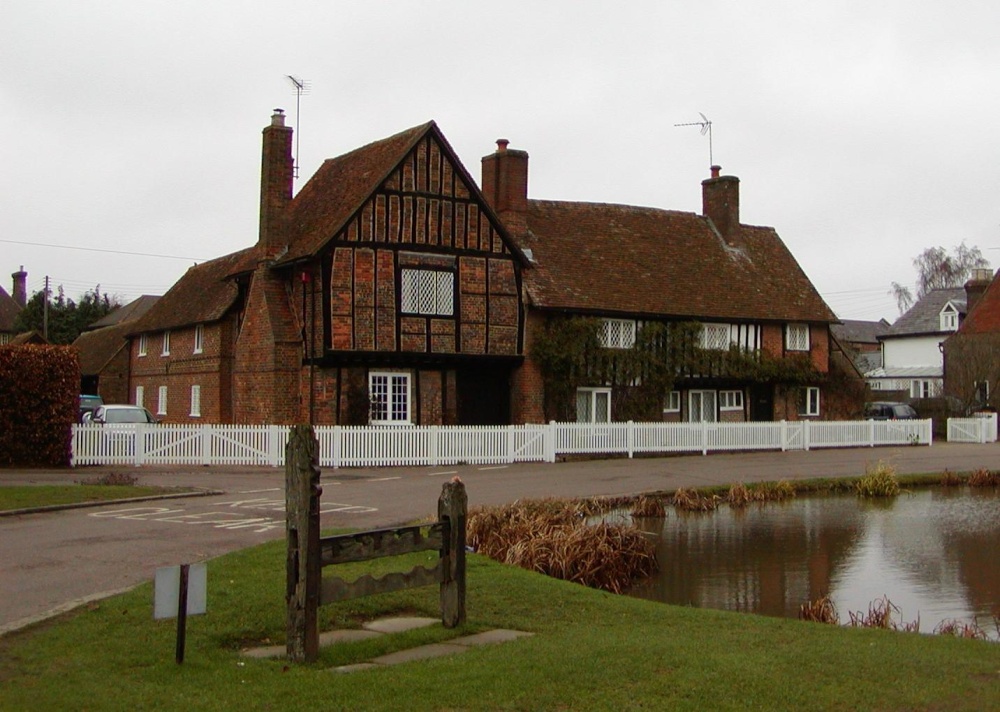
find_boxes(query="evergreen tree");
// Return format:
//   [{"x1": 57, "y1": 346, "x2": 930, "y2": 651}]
[{"x1": 12, "y1": 285, "x2": 120, "y2": 345}]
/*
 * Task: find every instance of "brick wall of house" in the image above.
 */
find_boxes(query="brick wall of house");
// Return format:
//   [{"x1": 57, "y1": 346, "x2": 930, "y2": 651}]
[
  {"x1": 99, "y1": 346, "x2": 131, "y2": 405},
  {"x1": 129, "y1": 320, "x2": 233, "y2": 422},
  {"x1": 510, "y1": 310, "x2": 546, "y2": 424}
]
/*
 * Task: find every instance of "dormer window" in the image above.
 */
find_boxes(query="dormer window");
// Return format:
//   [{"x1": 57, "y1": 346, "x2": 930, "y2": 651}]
[
  {"x1": 600, "y1": 319, "x2": 636, "y2": 349},
  {"x1": 940, "y1": 303, "x2": 958, "y2": 331}
]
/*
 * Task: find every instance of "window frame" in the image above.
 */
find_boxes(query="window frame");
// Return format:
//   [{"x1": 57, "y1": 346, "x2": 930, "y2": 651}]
[
  {"x1": 786, "y1": 323, "x2": 810, "y2": 352},
  {"x1": 189, "y1": 385, "x2": 201, "y2": 417},
  {"x1": 157, "y1": 385, "x2": 168, "y2": 416},
  {"x1": 161, "y1": 330, "x2": 171, "y2": 357},
  {"x1": 700, "y1": 323, "x2": 731, "y2": 351},
  {"x1": 664, "y1": 390, "x2": 681, "y2": 413},
  {"x1": 193, "y1": 324, "x2": 204, "y2": 354},
  {"x1": 799, "y1": 386, "x2": 820, "y2": 417},
  {"x1": 940, "y1": 303, "x2": 959, "y2": 331},
  {"x1": 400, "y1": 268, "x2": 454, "y2": 317},
  {"x1": 369, "y1": 371, "x2": 412, "y2": 425},
  {"x1": 600, "y1": 319, "x2": 637, "y2": 349},
  {"x1": 138, "y1": 334, "x2": 147, "y2": 357},
  {"x1": 719, "y1": 390, "x2": 744, "y2": 411},
  {"x1": 576, "y1": 387, "x2": 612, "y2": 423},
  {"x1": 135, "y1": 385, "x2": 144, "y2": 408}
]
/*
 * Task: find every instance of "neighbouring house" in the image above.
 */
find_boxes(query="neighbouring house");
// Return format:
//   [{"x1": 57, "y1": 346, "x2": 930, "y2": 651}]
[
  {"x1": 868, "y1": 274, "x2": 992, "y2": 400},
  {"x1": 481, "y1": 142, "x2": 850, "y2": 423},
  {"x1": 943, "y1": 268, "x2": 1000, "y2": 413},
  {"x1": 72, "y1": 295, "x2": 159, "y2": 403},
  {"x1": 0, "y1": 267, "x2": 28, "y2": 345},
  {"x1": 126, "y1": 111, "x2": 858, "y2": 425},
  {"x1": 128, "y1": 112, "x2": 525, "y2": 425},
  {"x1": 831, "y1": 319, "x2": 891, "y2": 375}
]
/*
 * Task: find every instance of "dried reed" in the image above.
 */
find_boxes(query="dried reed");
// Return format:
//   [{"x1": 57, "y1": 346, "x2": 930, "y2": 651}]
[
  {"x1": 755, "y1": 480, "x2": 796, "y2": 502},
  {"x1": 854, "y1": 461, "x2": 900, "y2": 498},
  {"x1": 968, "y1": 467, "x2": 999, "y2": 487},
  {"x1": 671, "y1": 487, "x2": 720, "y2": 512},
  {"x1": 798, "y1": 595, "x2": 839, "y2": 624},
  {"x1": 631, "y1": 495, "x2": 666, "y2": 518},
  {"x1": 847, "y1": 596, "x2": 918, "y2": 632},
  {"x1": 939, "y1": 469, "x2": 963, "y2": 487},
  {"x1": 726, "y1": 482, "x2": 753, "y2": 508},
  {"x1": 934, "y1": 619, "x2": 989, "y2": 640},
  {"x1": 467, "y1": 499, "x2": 657, "y2": 593}
]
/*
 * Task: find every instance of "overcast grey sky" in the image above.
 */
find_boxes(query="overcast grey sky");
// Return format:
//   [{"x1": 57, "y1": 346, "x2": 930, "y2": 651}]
[{"x1": 3, "y1": 1, "x2": 998, "y2": 322}]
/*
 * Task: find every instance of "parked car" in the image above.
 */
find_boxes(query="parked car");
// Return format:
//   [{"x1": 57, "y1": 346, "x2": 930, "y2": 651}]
[
  {"x1": 82, "y1": 405, "x2": 158, "y2": 424},
  {"x1": 864, "y1": 402, "x2": 918, "y2": 420},
  {"x1": 78, "y1": 394, "x2": 104, "y2": 422}
]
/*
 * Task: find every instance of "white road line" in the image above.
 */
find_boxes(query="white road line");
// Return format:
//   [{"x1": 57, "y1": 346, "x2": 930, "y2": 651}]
[
  {"x1": 428, "y1": 471, "x2": 458, "y2": 477},
  {"x1": 238, "y1": 488, "x2": 282, "y2": 494},
  {"x1": 370, "y1": 476, "x2": 401, "y2": 482},
  {"x1": 479, "y1": 465, "x2": 509, "y2": 471}
]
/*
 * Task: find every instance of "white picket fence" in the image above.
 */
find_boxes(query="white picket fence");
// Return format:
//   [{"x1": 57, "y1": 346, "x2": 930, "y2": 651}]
[
  {"x1": 71, "y1": 418, "x2": 934, "y2": 468},
  {"x1": 946, "y1": 413, "x2": 999, "y2": 444}
]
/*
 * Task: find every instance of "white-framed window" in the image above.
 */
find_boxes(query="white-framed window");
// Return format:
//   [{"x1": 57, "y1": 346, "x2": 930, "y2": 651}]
[
  {"x1": 138, "y1": 334, "x2": 148, "y2": 357},
  {"x1": 870, "y1": 381, "x2": 882, "y2": 391},
  {"x1": 193, "y1": 324, "x2": 204, "y2": 354},
  {"x1": 910, "y1": 380, "x2": 933, "y2": 399},
  {"x1": 700, "y1": 323, "x2": 731, "y2": 351},
  {"x1": 664, "y1": 391, "x2": 681, "y2": 413},
  {"x1": 940, "y1": 303, "x2": 959, "y2": 331},
  {"x1": 688, "y1": 390, "x2": 718, "y2": 423},
  {"x1": 161, "y1": 330, "x2": 171, "y2": 356},
  {"x1": 369, "y1": 371, "x2": 411, "y2": 424},
  {"x1": 189, "y1": 385, "x2": 201, "y2": 417},
  {"x1": 786, "y1": 323, "x2": 810, "y2": 352},
  {"x1": 0, "y1": 333, "x2": 10, "y2": 345},
  {"x1": 577, "y1": 387, "x2": 611, "y2": 423},
  {"x1": 157, "y1": 385, "x2": 168, "y2": 416},
  {"x1": 719, "y1": 390, "x2": 744, "y2": 411},
  {"x1": 135, "y1": 385, "x2": 144, "y2": 408},
  {"x1": 401, "y1": 269, "x2": 454, "y2": 316},
  {"x1": 799, "y1": 386, "x2": 820, "y2": 417},
  {"x1": 600, "y1": 319, "x2": 636, "y2": 349}
]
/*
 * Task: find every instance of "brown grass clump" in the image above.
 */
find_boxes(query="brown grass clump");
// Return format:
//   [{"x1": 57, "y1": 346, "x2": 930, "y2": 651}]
[
  {"x1": 933, "y1": 619, "x2": 989, "y2": 640},
  {"x1": 671, "y1": 487, "x2": 721, "y2": 512},
  {"x1": 799, "y1": 595, "x2": 839, "y2": 624},
  {"x1": 467, "y1": 499, "x2": 657, "y2": 594},
  {"x1": 967, "y1": 467, "x2": 999, "y2": 487},
  {"x1": 631, "y1": 495, "x2": 666, "y2": 518},
  {"x1": 854, "y1": 461, "x2": 900, "y2": 498},
  {"x1": 755, "y1": 480, "x2": 796, "y2": 502},
  {"x1": 847, "y1": 596, "x2": 918, "y2": 633},
  {"x1": 939, "y1": 469, "x2": 963, "y2": 487},
  {"x1": 726, "y1": 482, "x2": 753, "y2": 508}
]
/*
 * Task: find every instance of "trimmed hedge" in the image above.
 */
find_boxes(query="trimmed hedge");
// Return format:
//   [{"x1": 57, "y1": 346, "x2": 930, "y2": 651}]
[{"x1": 0, "y1": 345, "x2": 79, "y2": 467}]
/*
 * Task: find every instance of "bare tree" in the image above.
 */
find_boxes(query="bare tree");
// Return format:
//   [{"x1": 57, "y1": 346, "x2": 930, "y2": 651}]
[{"x1": 890, "y1": 243, "x2": 989, "y2": 316}]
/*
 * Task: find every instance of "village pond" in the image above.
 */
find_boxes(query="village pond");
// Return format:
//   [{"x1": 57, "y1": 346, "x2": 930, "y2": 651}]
[{"x1": 616, "y1": 487, "x2": 1000, "y2": 639}]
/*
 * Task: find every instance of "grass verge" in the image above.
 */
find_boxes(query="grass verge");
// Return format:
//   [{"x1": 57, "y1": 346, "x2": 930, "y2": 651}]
[
  {"x1": 1, "y1": 540, "x2": 998, "y2": 711},
  {"x1": 0, "y1": 484, "x2": 191, "y2": 512}
]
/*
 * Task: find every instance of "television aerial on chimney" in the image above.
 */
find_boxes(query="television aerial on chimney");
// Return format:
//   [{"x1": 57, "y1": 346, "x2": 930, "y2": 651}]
[
  {"x1": 674, "y1": 112, "x2": 714, "y2": 168},
  {"x1": 286, "y1": 75, "x2": 310, "y2": 180}
]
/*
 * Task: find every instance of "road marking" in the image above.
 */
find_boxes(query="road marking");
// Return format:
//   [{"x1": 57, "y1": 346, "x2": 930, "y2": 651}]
[
  {"x1": 238, "y1": 488, "x2": 282, "y2": 494},
  {"x1": 371, "y1": 476, "x2": 401, "y2": 482},
  {"x1": 428, "y1": 470, "x2": 458, "y2": 477},
  {"x1": 479, "y1": 465, "x2": 509, "y2": 471}
]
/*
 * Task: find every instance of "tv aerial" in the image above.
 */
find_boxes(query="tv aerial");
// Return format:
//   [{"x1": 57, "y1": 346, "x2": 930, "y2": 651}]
[
  {"x1": 286, "y1": 75, "x2": 310, "y2": 179},
  {"x1": 674, "y1": 112, "x2": 714, "y2": 167}
]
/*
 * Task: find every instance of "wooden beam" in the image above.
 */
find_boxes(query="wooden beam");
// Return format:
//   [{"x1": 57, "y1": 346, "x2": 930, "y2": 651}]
[{"x1": 320, "y1": 560, "x2": 444, "y2": 604}]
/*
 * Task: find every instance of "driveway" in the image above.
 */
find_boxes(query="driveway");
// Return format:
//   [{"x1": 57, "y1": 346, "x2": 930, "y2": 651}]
[{"x1": 2, "y1": 442, "x2": 999, "y2": 633}]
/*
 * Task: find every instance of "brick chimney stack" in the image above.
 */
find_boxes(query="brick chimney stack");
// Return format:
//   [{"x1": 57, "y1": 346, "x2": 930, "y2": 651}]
[
  {"x1": 964, "y1": 267, "x2": 994, "y2": 315},
  {"x1": 12, "y1": 265, "x2": 26, "y2": 307},
  {"x1": 481, "y1": 139, "x2": 529, "y2": 236},
  {"x1": 702, "y1": 165, "x2": 740, "y2": 242},
  {"x1": 258, "y1": 109, "x2": 294, "y2": 254}
]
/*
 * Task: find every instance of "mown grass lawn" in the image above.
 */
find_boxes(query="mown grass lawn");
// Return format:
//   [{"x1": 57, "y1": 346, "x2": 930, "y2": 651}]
[
  {"x1": 1, "y1": 539, "x2": 997, "y2": 711},
  {"x1": 0, "y1": 484, "x2": 189, "y2": 512}
]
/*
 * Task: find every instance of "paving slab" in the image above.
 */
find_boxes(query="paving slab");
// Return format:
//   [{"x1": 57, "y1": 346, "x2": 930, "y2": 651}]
[
  {"x1": 242, "y1": 628, "x2": 382, "y2": 658},
  {"x1": 450, "y1": 629, "x2": 534, "y2": 646},
  {"x1": 369, "y1": 642, "x2": 467, "y2": 665},
  {"x1": 362, "y1": 616, "x2": 439, "y2": 634}
]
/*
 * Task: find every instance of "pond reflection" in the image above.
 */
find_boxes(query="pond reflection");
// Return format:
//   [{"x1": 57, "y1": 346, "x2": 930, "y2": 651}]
[{"x1": 622, "y1": 488, "x2": 1000, "y2": 638}]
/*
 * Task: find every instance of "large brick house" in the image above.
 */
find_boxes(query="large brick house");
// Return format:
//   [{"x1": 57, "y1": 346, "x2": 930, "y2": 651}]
[
  {"x1": 127, "y1": 112, "x2": 854, "y2": 425},
  {"x1": 128, "y1": 112, "x2": 525, "y2": 425},
  {"x1": 943, "y1": 268, "x2": 1000, "y2": 412},
  {"x1": 481, "y1": 141, "x2": 847, "y2": 424}
]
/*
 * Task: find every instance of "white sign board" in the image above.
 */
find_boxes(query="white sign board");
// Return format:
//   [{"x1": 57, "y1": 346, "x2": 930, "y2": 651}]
[{"x1": 154, "y1": 563, "x2": 207, "y2": 620}]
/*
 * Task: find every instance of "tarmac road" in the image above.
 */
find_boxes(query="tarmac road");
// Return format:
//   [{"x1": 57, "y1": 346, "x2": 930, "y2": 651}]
[{"x1": 2, "y1": 442, "x2": 999, "y2": 634}]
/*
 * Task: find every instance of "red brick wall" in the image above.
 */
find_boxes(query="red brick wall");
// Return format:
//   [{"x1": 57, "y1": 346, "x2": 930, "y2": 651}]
[{"x1": 511, "y1": 311, "x2": 546, "y2": 424}]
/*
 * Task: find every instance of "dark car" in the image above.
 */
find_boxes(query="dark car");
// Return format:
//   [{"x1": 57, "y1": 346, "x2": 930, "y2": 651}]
[
  {"x1": 78, "y1": 394, "x2": 104, "y2": 422},
  {"x1": 864, "y1": 402, "x2": 918, "y2": 420}
]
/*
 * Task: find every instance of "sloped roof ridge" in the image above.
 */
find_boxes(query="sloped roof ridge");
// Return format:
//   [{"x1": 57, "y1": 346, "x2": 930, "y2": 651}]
[{"x1": 528, "y1": 197, "x2": 697, "y2": 218}]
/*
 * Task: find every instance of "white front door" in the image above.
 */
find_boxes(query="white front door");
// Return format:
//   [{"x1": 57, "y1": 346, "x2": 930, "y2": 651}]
[{"x1": 688, "y1": 390, "x2": 717, "y2": 423}]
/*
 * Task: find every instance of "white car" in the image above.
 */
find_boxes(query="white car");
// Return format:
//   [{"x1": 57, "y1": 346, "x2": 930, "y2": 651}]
[{"x1": 82, "y1": 405, "x2": 158, "y2": 424}]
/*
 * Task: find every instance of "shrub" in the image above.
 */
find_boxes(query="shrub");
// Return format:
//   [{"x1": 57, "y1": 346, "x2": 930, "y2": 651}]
[
  {"x1": 967, "y1": 468, "x2": 999, "y2": 487},
  {"x1": 855, "y1": 461, "x2": 900, "y2": 498}
]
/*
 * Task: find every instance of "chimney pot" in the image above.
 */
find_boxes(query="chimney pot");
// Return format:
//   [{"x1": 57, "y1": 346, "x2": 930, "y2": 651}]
[
  {"x1": 710, "y1": 165, "x2": 721, "y2": 178},
  {"x1": 496, "y1": 139, "x2": 509, "y2": 152},
  {"x1": 271, "y1": 108, "x2": 286, "y2": 127}
]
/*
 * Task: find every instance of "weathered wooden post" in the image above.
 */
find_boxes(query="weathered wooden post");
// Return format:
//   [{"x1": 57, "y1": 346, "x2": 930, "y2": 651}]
[
  {"x1": 286, "y1": 424, "x2": 321, "y2": 663},
  {"x1": 438, "y1": 477, "x2": 467, "y2": 628}
]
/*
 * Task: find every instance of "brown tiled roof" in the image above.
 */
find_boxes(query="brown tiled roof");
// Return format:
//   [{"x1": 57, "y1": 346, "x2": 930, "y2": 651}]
[
  {"x1": 515, "y1": 200, "x2": 836, "y2": 323},
  {"x1": 956, "y1": 273, "x2": 1000, "y2": 335},
  {"x1": 88, "y1": 295, "x2": 160, "y2": 329},
  {"x1": 129, "y1": 247, "x2": 261, "y2": 334},
  {"x1": 278, "y1": 122, "x2": 434, "y2": 264},
  {"x1": 0, "y1": 286, "x2": 21, "y2": 332},
  {"x1": 73, "y1": 323, "x2": 129, "y2": 375},
  {"x1": 9, "y1": 331, "x2": 46, "y2": 345}
]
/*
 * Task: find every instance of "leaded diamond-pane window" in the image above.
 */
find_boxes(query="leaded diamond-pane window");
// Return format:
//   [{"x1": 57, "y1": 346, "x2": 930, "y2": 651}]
[
  {"x1": 401, "y1": 269, "x2": 454, "y2": 316},
  {"x1": 786, "y1": 323, "x2": 810, "y2": 351},
  {"x1": 700, "y1": 323, "x2": 731, "y2": 350},
  {"x1": 600, "y1": 319, "x2": 636, "y2": 349}
]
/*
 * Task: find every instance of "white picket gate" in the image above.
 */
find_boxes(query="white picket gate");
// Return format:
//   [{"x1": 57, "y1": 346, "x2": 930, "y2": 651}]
[
  {"x1": 947, "y1": 413, "x2": 999, "y2": 444},
  {"x1": 71, "y1": 418, "x2": 936, "y2": 468}
]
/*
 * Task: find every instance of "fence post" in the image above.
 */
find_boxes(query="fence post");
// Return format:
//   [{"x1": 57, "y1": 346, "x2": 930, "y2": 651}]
[
  {"x1": 547, "y1": 421, "x2": 557, "y2": 463},
  {"x1": 134, "y1": 423, "x2": 145, "y2": 467},
  {"x1": 869, "y1": 419, "x2": 875, "y2": 447},
  {"x1": 429, "y1": 425, "x2": 439, "y2": 467},
  {"x1": 804, "y1": 420, "x2": 811, "y2": 451},
  {"x1": 201, "y1": 425, "x2": 212, "y2": 466},
  {"x1": 268, "y1": 426, "x2": 281, "y2": 467},
  {"x1": 506, "y1": 425, "x2": 516, "y2": 464},
  {"x1": 780, "y1": 420, "x2": 787, "y2": 451},
  {"x1": 437, "y1": 478, "x2": 467, "y2": 628},
  {"x1": 701, "y1": 420, "x2": 708, "y2": 456},
  {"x1": 627, "y1": 420, "x2": 634, "y2": 459},
  {"x1": 286, "y1": 424, "x2": 321, "y2": 663}
]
